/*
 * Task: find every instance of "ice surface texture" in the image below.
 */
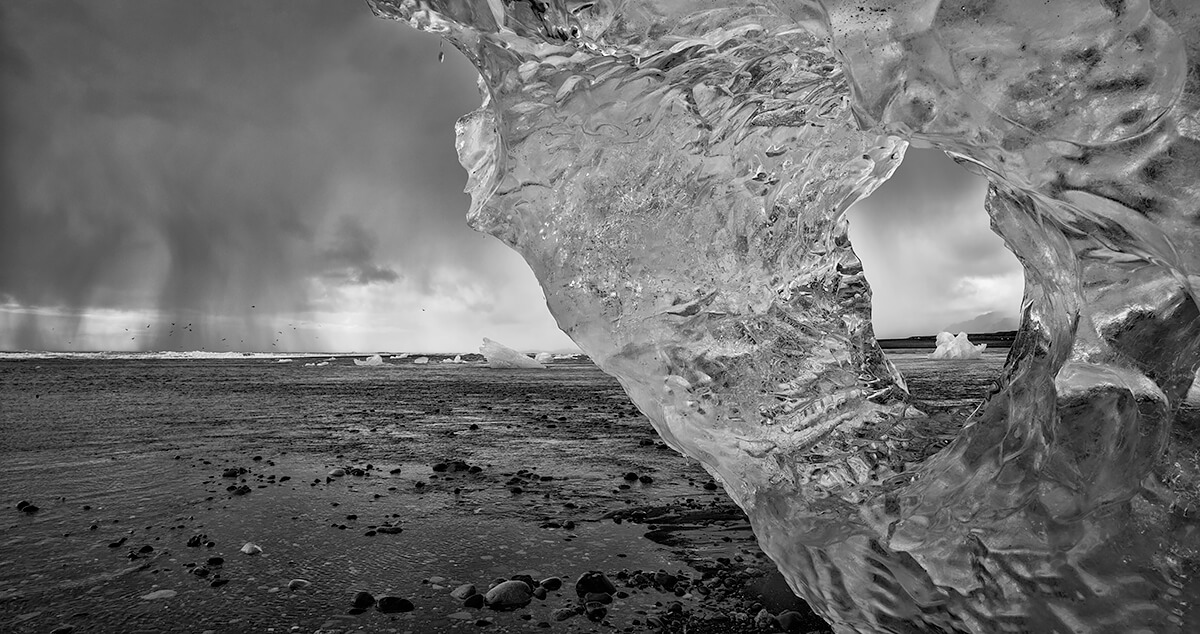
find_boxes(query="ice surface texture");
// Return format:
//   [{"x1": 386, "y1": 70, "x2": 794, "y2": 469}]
[
  {"x1": 367, "y1": 1, "x2": 1200, "y2": 631},
  {"x1": 930, "y1": 332, "x2": 986, "y2": 360}
]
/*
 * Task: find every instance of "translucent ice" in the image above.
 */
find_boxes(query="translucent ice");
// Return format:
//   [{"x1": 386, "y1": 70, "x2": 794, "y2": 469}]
[
  {"x1": 369, "y1": 1, "x2": 1200, "y2": 631},
  {"x1": 534, "y1": 352, "x2": 555, "y2": 364},
  {"x1": 353, "y1": 354, "x2": 385, "y2": 366},
  {"x1": 929, "y1": 332, "x2": 986, "y2": 360},
  {"x1": 480, "y1": 337, "x2": 545, "y2": 369}
]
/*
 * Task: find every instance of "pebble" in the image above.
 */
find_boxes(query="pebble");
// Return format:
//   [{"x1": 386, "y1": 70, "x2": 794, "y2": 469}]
[
  {"x1": 328, "y1": 468, "x2": 346, "y2": 477},
  {"x1": 574, "y1": 571, "x2": 616, "y2": 597},
  {"x1": 540, "y1": 577, "x2": 562, "y2": 591},
  {"x1": 550, "y1": 607, "x2": 577, "y2": 621},
  {"x1": 240, "y1": 542, "x2": 262, "y2": 555},
  {"x1": 351, "y1": 591, "x2": 376, "y2": 609},
  {"x1": 287, "y1": 579, "x2": 311, "y2": 591},
  {"x1": 484, "y1": 580, "x2": 532, "y2": 607},
  {"x1": 451, "y1": 584, "x2": 476, "y2": 600},
  {"x1": 49, "y1": 626, "x2": 74, "y2": 634},
  {"x1": 376, "y1": 596, "x2": 414, "y2": 613},
  {"x1": 140, "y1": 589, "x2": 178, "y2": 600},
  {"x1": 464, "y1": 594, "x2": 485, "y2": 609},
  {"x1": 583, "y1": 592, "x2": 612, "y2": 605},
  {"x1": 777, "y1": 610, "x2": 806, "y2": 632}
]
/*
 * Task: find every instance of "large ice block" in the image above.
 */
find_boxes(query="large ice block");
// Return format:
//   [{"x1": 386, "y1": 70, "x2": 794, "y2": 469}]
[{"x1": 368, "y1": 1, "x2": 1200, "y2": 631}]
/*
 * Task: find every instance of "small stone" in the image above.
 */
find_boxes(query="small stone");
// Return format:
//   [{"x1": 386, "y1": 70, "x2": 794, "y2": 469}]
[
  {"x1": 138, "y1": 544, "x2": 154, "y2": 554},
  {"x1": 484, "y1": 580, "x2": 532, "y2": 608},
  {"x1": 584, "y1": 592, "x2": 612, "y2": 605},
  {"x1": 550, "y1": 607, "x2": 577, "y2": 622},
  {"x1": 376, "y1": 596, "x2": 414, "y2": 613},
  {"x1": 776, "y1": 610, "x2": 807, "y2": 632},
  {"x1": 288, "y1": 579, "x2": 311, "y2": 591},
  {"x1": 329, "y1": 468, "x2": 346, "y2": 477},
  {"x1": 464, "y1": 593, "x2": 485, "y2": 609},
  {"x1": 510, "y1": 574, "x2": 537, "y2": 591},
  {"x1": 623, "y1": 472, "x2": 638, "y2": 481},
  {"x1": 207, "y1": 556, "x2": 224, "y2": 566},
  {"x1": 539, "y1": 577, "x2": 562, "y2": 591},
  {"x1": 351, "y1": 591, "x2": 376, "y2": 609},
  {"x1": 574, "y1": 571, "x2": 616, "y2": 597},
  {"x1": 21, "y1": 504, "x2": 39, "y2": 514},
  {"x1": 210, "y1": 579, "x2": 229, "y2": 588},
  {"x1": 703, "y1": 481, "x2": 719, "y2": 491},
  {"x1": 532, "y1": 587, "x2": 547, "y2": 600},
  {"x1": 451, "y1": 584, "x2": 476, "y2": 600},
  {"x1": 240, "y1": 542, "x2": 262, "y2": 555},
  {"x1": 639, "y1": 475, "x2": 653, "y2": 483},
  {"x1": 584, "y1": 603, "x2": 607, "y2": 622},
  {"x1": 376, "y1": 525, "x2": 403, "y2": 534}
]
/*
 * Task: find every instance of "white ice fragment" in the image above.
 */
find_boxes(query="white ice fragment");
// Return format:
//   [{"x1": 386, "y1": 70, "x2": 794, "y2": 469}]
[
  {"x1": 480, "y1": 338, "x2": 545, "y2": 369},
  {"x1": 353, "y1": 354, "x2": 385, "y2": 366},
  {"x1": 929, "y1": 332, "x2": 986, "y2": 360},
  {"x1": 240, "y1": 542, "x2": 262, "y2": 555},
  {"x1": 140, "y1": 589, "x2": 177, "y2": 600},
  {"x1": 534, "y1": 352, "x2": 555, "y2": 364},
  {"x1": 413, "y1": 356, "x2": 430, "y2": 365},
  {"x1": 275, "y1": 358, "x2": 293, "y2": 363}
]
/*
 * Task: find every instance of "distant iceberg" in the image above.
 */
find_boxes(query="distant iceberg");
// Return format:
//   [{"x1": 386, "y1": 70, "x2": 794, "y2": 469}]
[
  {"x1": 929, "y1": 331, "x2": 987, "y2": 360},
  {"x1": 412, "y1": 356, "x2": 430, "y2": 365},
  {"x1": 353, "y1": 354, "x2": 385, "y2": 366},
  {"x1": 441, "y1": 354, "x2": 464, "y2": 364},
  {"x1": 534, "y1": 352, "x2": 554, "y2": 364},
  {"x1": 480, "y1": 338, "x2": 545, "y2": 369},
  {"x1": 390, "y1": 353, "x2": 409, "y2": 359}
]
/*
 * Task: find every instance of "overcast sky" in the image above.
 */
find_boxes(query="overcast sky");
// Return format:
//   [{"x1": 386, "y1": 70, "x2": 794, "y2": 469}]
[{"x1": 0, "y1": 0, "x2": 1022, "y2": 352}]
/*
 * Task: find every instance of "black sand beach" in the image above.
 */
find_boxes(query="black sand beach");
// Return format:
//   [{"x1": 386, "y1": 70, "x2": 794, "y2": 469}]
[{"x1": 1, "y1": 352, "x2": 1004, "y2": 633}]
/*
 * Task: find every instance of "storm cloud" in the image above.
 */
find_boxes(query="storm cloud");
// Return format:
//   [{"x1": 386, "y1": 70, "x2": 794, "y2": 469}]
[
  {"x1": 847, "y1": 148, "x2": 1024, "y2": 338},
  {"x1": 0, "y1": 0, "x2": 574, "y2": 352},
  {"x1": 0, "y1": 2, "x2": 1019, "y2": 352}
]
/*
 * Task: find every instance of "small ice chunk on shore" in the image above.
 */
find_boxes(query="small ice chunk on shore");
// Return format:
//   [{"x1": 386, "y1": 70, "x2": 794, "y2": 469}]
[
  {"x1": 353, "y1": 354, "x2": 385, "y2": 366},
  {"x1": 534, "y1": 352, "x2": 554, "y2": 364},
  {"x1": 240, "y1": 542, "x2": 262, "y2": 555},
  {"x1": 413, "y1": 357, "x2": 430, "y2": 365},
  {"x1": 480, "y1": 338, "x2": 545, "y2": 369},
  {"x1": 929, "y1": 331, "x2": 986, "y2": 360}
]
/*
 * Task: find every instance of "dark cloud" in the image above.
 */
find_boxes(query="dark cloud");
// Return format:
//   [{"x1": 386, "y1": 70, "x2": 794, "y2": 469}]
[
  {"x1": 0, "y1": 0, "x2": 551, "y2": 351},
  {"x1": 318, "y1": 217, "x2": 400, "y2": 285},
  {"x1": 847, "y1": 148, "x2": 1024, "y2": 337}
]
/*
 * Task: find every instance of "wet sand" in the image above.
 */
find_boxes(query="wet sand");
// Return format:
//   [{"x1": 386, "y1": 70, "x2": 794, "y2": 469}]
[{"x1": 0, "y1": 353, "x2": 1003, "y2": 633}]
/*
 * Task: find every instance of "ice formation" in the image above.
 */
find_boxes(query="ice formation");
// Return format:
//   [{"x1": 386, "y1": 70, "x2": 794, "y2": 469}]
[
  {"x1": 929, "y1": 331, "x2": 986, "y2": 360},
  {"x1": 369, "y1": 1, "x2": 1200, "y2": 631},
  {"x1": 480, "y1": 337, "x2": 545, "y2": 369},
  {"x1": 412, "y1": 356, "x2": 429, "y2": 365},
  {"x1": 534, "y1": 352, "x2": 555, "y2": 364},
  {"x1": 353, "y1": 354, "x2": 385, "y2": 366}
]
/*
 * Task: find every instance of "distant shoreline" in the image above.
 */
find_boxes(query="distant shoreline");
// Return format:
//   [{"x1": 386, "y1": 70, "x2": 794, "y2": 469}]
[{"x1": 877, "y1": 330, "x2": 1016, "y2": 350}]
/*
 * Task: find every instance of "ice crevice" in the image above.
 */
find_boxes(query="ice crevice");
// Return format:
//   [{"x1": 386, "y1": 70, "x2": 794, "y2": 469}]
[{"x1": 366, "y1": 1, "x2": 1200, "y2": 631}]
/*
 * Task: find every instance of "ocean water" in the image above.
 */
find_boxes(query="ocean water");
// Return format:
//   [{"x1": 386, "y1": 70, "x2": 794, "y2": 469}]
[{"x1": 0, "y1": 352, "x2": 1003, "y2": 632}]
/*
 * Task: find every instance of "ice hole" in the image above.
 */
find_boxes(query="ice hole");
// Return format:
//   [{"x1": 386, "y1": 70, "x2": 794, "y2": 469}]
[{"x1": 846, "y1": 147, "x2": 1024, "y2": 414}]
